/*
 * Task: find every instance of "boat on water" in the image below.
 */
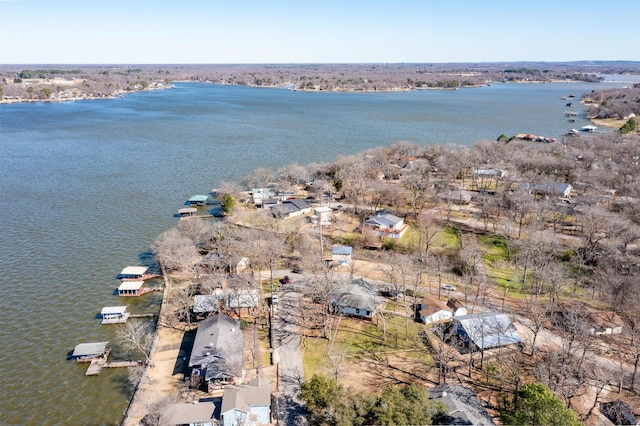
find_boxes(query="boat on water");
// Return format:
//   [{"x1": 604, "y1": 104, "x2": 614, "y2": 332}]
[{"x1": 581, "y1": 125, "x2": 598, "y2": 132}]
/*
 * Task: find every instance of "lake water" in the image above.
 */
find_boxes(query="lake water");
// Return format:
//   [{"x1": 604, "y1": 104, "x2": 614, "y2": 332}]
[{"x1": 0, "y1": 79, "x2": 634, "y2": 425}]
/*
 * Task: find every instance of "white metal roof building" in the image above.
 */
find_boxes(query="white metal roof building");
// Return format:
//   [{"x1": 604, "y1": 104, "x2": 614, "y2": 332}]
[{"x1": 453, "y1": 312, "x2": 522, "y2": 350}]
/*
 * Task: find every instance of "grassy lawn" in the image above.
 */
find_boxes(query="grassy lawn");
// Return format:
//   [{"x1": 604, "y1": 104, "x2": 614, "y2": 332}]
[{"x1": 302, "y1": 315, "x2": 425, "y2": 379}]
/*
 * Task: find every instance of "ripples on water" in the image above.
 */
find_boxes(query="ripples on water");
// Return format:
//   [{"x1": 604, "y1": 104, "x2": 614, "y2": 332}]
[{"x1": 0, "y1": 80, "x2": 632, "y2": 425}]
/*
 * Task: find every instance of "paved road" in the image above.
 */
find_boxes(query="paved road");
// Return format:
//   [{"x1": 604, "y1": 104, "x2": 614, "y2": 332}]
[{"x1": 272, "y1": 283, "x2": 308, "y2": 426}]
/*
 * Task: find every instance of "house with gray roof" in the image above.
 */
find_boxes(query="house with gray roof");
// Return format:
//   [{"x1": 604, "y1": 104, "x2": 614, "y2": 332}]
[
  {"x1": 221, "y1": 378, "x2": 271, "y2": 426},
  {"x1": 364, "y1": 211, "x2": 408, "y2": 239},
  {"x1": 332, "y1": 278, "x2": 383, "y2": 320},
  {"x1": 271, "y1": 199, "x2": 312, "y2": 219},
  {"x1": 429, "y1": 384, "x2": 496, "y2": 425},
  {"x1": 453, "y1": 312, "x2": 522, "y2": 351},
  {"x1": 524, "y1": 182, "x2": 573, "y2": 198},
  {"x1": 189, "y1": 315, "x2": 244, "y2": 390},
  {"x1": 160, "y1": 400, "x2": 218, "y2": 426}
]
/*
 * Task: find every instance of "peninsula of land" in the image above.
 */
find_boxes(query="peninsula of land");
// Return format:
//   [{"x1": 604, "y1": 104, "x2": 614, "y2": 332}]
[
  {"x1": 2, "y1": 61, "x2": 637, "y2": 104},
  {"x1": 120, "y1": 115, "x2": 639, "y2": 425}
]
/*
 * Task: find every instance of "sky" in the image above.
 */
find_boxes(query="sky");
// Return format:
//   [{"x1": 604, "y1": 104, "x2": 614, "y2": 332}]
[{"x1": 1, "y1": 0, "x2": 639, "y2": 64}]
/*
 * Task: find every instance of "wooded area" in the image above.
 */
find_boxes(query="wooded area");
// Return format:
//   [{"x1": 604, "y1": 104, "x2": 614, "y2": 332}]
[
  {"x1": 147, "y1": 110, "x2": 640, "y2": 423},
  {"x1": 2, "y1": 61, "x2": 638, "y2": 101}
]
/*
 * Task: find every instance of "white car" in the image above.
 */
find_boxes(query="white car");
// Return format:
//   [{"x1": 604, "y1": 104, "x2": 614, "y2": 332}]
[{"x1": 441, "y1": 284, "x2": 456, "y2": 291}]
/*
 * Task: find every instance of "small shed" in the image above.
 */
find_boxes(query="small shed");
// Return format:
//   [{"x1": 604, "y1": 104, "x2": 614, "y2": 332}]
[
  {"x1": 331, "y1": 245, "x2": 353, "y2": 266},
  {"x1": 71, "y1": 341, "x2": 109, "y2": 360},
  {"x1": 100, "y1": 306, "x2": 130, "y2": 324},
  {"x1": 118, "y1": 280, "x2": 144, "y2": 296}
]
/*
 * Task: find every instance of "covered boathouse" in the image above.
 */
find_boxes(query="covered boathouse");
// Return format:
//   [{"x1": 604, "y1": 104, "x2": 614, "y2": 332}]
[
  {"x1": 117, "y1": 280, "x2": 144, "y2": 296},
  {"x1": 116, "y1": 266, "x2": 150, "y2": 281},
  {"x1": 71, "y1": 341, "x2": 109, "y2": 361},
  {"x1": 100, "y1": 306, "x2": 130, "y2": 324},
  {"x1": 187, "y1": 195, "x2": 209, "y2": 206}
]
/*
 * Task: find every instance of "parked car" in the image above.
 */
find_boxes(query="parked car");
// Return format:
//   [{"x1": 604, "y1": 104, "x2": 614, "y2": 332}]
[
  {"x1": 291, "y1": 267, "x2": 304, "y2": 274},
  {"x1": 441, "y1": 284, "x2": 456, "y2": 291}
]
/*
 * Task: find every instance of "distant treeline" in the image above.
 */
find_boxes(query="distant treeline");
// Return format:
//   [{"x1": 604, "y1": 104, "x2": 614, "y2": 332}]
[{"x1": 18, "y1": 69, "x2": 82, "y2": 78}]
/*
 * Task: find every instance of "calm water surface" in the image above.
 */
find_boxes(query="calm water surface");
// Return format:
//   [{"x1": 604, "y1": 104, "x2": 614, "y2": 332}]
[{"x1": 0, "y1": 80, "x2": 632, "y2": 425}]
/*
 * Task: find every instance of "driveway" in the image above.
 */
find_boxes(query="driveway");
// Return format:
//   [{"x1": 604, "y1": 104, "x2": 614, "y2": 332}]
[{"x1": 272, "y1": 283, "x2": 308, "y2": 426}]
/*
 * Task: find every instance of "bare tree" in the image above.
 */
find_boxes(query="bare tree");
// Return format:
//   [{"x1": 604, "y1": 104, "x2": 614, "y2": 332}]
[
  {"x1": 116, "y1": 319, "x2": 154, "y2": 366},
  {"x1": 151, "y1": 228, "x2": 199, "y2": 272}
]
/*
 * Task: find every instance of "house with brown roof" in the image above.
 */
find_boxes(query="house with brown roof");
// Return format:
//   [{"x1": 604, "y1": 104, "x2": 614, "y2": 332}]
[
  {"x1": 447, "y1": 298, "x2": 467, "y2": 317},
  {"x1": 417, "y1": 297, "x2": 452, "y2": 325}
]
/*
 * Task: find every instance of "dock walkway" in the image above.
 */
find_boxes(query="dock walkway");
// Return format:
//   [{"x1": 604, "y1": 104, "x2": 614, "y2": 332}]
[{"x1": 85, "y1": 358, "x2": 141, "y2": 376}]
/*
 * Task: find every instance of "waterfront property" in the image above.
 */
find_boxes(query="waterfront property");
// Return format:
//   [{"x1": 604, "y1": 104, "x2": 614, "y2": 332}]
[
  {"x1": 189, "y1": 315, "x2": 245, "y2": 391},
  {"x1": 100, "y1": 306, "x2": 130, "y2": 324},
  {"x1": 160, "y1": 401, "x2": 217, "y2": 426}
]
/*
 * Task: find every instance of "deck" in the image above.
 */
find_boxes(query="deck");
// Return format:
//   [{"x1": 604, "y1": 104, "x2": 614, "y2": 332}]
[{"x1": 85, "y1": 358, "x2": 142, "y2": 376}]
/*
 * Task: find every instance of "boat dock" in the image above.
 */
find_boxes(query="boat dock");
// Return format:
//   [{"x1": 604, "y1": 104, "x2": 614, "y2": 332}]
[{"x1": 84, "y1": 358, "x2": 142, "y2": 376}]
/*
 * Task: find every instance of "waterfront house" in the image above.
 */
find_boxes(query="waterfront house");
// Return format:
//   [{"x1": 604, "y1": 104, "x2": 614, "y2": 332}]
[
  {"x1": 100, "y1": 306, "x2": 129, "y2": 324},
  {"x1": 364, "y1": 211, "x2": 408, "y2": 239},
  {"x1": 187, "y1": 195, "x2": 209, "y2": 206},
  {"x1": 189, "y1": 315, "x2": 244, "y2": 390},
  {"x1": 117, "y1": 266, "x2": 150, "y2": 281},
  {"x1": 160, "y1": 400, "x2": 217, "y2": 426},
  {"x1": 221, "y1": 378, "x2": 271, "y2": 426},
  {"x1": 117, "y1": 280, "x2": 144, "y2": 296},
  {"x1": 429, "y1": 384, "x2": 496, "y2": 425},
  {"x1": 418, "y1": 297, "x2": 452, "y2": 325},
  {"x1": 331, "y1": 245, "x2": 352, "y2": 266},
  {"x1": 453, "y1": 312, "x2": 522, "y2": 351},
  {"x1": 332, "y1": 278, "x2": 383, "y2": 320}
]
